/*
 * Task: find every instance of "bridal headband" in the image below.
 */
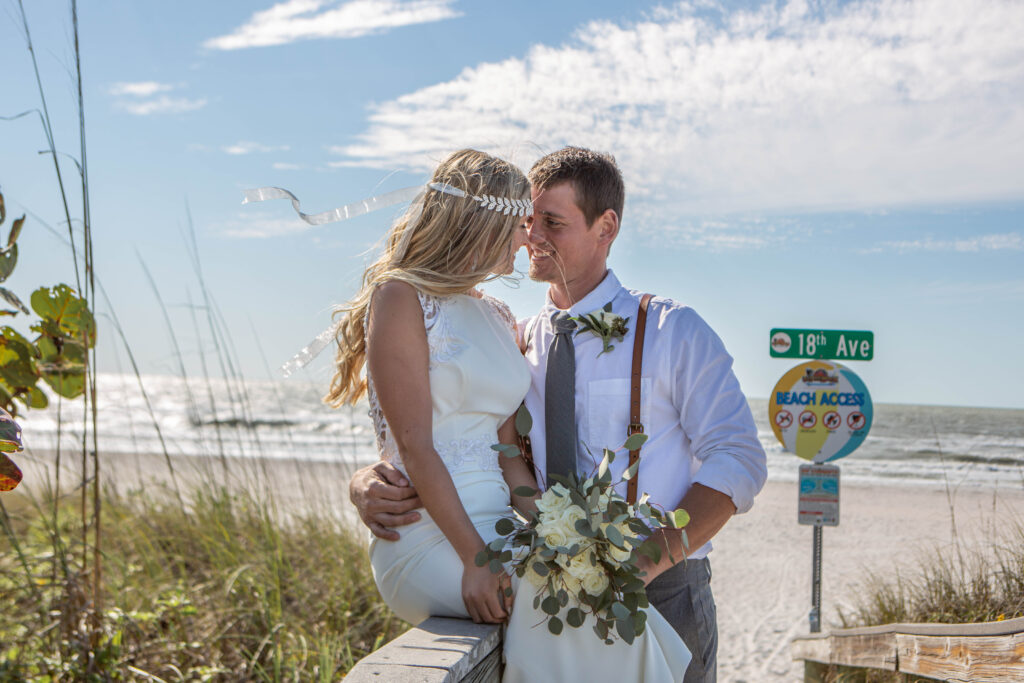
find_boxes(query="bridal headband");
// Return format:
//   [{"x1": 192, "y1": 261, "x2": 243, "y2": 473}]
[
  {"x1": 242, "y1": 181, "x2": 533, "y2": 226},
  {"x1": 242, "y1": 181, "x2": 532, "y2": 376}
]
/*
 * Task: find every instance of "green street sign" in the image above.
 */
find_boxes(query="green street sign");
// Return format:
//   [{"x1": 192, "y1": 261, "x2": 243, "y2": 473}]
[{"x1": 770, "y1": 328, "x2": 874, "y2": 361}]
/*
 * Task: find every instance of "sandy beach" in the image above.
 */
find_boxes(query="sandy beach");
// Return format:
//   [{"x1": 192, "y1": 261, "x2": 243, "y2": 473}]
[{"x1": 15, "y1": 449, "x2": 1024, "y2": 682}]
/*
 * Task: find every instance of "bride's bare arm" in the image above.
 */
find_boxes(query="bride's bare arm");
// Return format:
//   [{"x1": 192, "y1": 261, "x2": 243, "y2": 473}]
[
  {"x1": 367, "y1": 281, "x2": 509, "y2": 623},
  {"x1": 497, "y1": 416, "x2": 540, "y2": 516}
]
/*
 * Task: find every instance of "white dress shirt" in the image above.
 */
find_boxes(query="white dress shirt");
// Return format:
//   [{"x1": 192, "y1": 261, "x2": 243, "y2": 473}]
[{"x1": 519, "y1": 270, "x2": 767, "y2": 559}]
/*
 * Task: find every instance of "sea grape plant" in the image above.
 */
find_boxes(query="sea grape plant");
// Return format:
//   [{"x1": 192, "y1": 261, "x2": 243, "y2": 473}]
[{"x1": 0, "y1": 188, "x2": 95, "y2": 491}]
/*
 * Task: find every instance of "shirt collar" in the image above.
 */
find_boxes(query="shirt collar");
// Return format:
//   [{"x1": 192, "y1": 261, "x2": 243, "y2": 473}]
[{"x1": 543, "y1": 269, "x2": 624, "y2": 316}]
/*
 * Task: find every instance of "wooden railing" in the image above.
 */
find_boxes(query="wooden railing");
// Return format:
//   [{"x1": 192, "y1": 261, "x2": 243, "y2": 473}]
[
  {"x1": 791, "y1": 616, "x2": 1024, "y2": 682},
  {"x1": 346, "y1": 617, "x2": 502, "y2": 682}
]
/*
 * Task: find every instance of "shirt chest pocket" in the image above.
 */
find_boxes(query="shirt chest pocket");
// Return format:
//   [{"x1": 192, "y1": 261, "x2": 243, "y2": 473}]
[{"x1": 584, "y1": 378, "x2": 652, "y2": 458}]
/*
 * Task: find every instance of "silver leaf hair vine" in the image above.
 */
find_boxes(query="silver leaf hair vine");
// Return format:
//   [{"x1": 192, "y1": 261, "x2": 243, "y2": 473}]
[{"x1": 241, "y1": 181, "x2": 532, "y2": 376}]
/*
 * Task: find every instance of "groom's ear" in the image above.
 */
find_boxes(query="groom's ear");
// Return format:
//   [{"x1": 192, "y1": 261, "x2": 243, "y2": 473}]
[{"x1": 594, "y1": 208, "x2": 619, "y2": 247}]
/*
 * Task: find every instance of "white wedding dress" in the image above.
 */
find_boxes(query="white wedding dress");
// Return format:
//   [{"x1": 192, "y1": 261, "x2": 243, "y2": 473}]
[{"x1": 367, "y1": 291, "x2": 691, "y2": 682}]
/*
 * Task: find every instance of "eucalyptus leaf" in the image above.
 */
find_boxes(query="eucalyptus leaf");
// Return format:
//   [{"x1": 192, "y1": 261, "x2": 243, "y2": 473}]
[
  {"x1": 512, "y1": 485, "x2": 537, "y2": 497},
  {"x1": 488, "y1": 559, "x2": 503, "y2": 574},
  {"x1": 566, "y1": 607, "x2": 585, "y2": 628},
  {"x1": 638, "y1": 540, "x2": 662, "y2": 565},
  {"x1": 532, "y1": 561, "x2": 549, "y2": 577},
  {"x1": 611, "y1": 601, "x2": 630, "y2": 621},
  {"x1": 541, "y1": 595, "x2": 560, "y2": 616},
  {"x1": 514, "y1": 404, "x2": 533, "y2": 436},
  {"x1": 557, "y1": 589, "x2": 568, "y2": 607},
  {"x1": 622, "y1": 459, "x2": 639, "y2": 481},
  {"x1": 547, "y1": 616, "x2": 563, "y2": 635},
  {"x1": 673, "y1": 509, "x2": 691, "y2": 529},
  {"x1": 491, "y1": 443, "x2": 521, "y2": 458},
  {"x1": 495, "y1": 517, "x2": 515, "y2": 535},
  {"x1": 574, "y1": 519, "x2": 595, "y2": 537},
  {"x1": 475, "y1": 550, "x2": 489, "y2": 567},
  {"x1": 623, "y1": 433, "x2": 647, "y2": 451},
  {"x1": 616, "y1": 615, "x2": 636, "y2": 644},
  {"x1": 605, "y1": 524, "x2": 626, "y2": 549},
  {"x1": 488, "y1": 537, "x2": 505, "y2": 551}
]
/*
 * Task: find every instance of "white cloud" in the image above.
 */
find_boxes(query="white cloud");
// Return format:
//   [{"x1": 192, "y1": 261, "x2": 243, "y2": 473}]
[
  {"x1": 221, "y1": 214, "x2": 313, "y2": 238},
  {"x1": 116, "y1": 96, "x2": 207, "y2": 116},
  {"x1": 878, "y1": 232, "x2": 1024, "y2": 253},
  {"x1": 204, "y1": 0, "x2": 461, "y2": 50},
  {"x1": 108, "y1": 81, "x2": 173, "y2": 97},
  {"x1": 222, "y1": 141, "x2": 291, "y2": 155},
  {"x1": 110, "y1": 82, "x2": 206, "y2": 116},
  {"x1": 331, "y1": 0, "x2": 1024, "y2": 229},
  {"x1": 272, "y1": 162, "x2": 304, "y2": 170}
]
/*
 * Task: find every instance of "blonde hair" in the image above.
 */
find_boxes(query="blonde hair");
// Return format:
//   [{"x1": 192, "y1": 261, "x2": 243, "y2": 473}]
[{"x1": 325, "y1": 149, "x2": 529, "y2": 407}]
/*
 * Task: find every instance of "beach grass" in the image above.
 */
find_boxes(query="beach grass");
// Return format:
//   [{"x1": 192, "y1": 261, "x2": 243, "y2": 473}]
[
  {"x1": 0, "y1": 478, "x2": 406, "y2": 680},
  {"x1": 839, "y1": 518, "x2": 1024, "y2": 628}
]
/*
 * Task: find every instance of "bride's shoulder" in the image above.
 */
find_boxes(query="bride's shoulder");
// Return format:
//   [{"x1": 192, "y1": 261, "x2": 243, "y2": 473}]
[{"x1": 476, "y1": 292, "x2": 518, "y2": 338}]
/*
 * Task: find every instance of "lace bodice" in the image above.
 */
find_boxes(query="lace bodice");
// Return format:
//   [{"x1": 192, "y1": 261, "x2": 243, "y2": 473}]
[{"x1": 365, "y1": 290, "x2": 529, "y2": 476}]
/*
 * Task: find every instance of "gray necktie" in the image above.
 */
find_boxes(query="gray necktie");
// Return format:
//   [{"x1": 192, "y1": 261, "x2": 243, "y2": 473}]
[{"x1": 545, "y1": 310, "x2": 577, "y2": 487}]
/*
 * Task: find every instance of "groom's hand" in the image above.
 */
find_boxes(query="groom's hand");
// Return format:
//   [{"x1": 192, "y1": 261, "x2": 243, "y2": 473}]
[{"x1": 349, "y1": 461, "x2": 422, "y2": 540}]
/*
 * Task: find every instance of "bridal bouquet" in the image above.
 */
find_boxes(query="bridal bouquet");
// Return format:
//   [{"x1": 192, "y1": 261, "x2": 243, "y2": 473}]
[{"x1": 482, "y1": 416, "x2": 689, "y2": 645}]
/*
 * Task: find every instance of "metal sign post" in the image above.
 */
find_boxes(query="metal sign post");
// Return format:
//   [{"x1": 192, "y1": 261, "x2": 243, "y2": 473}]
[{"x1": 769, "y1": 331, "x2": 874, "y2": 635}]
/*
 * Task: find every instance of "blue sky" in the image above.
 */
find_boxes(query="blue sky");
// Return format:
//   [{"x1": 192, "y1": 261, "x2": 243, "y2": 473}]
[{"x1": 2, "y1": 0, "x2": 1022, "y2": 409}]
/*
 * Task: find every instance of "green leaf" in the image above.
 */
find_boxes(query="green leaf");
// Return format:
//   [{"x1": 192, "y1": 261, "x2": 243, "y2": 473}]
[
  {"x1": 488, "y1": 559, "x2": 503, "y2": 574},
  {"x1": 574, "y1": 519, "x2": 596, "y2": 537},
  {"x1": 603, "y1": 302, "x2": 613, "y2": 313},
  {"x1": 491, "y1": 443, "x2": 521, "y2": 458},
  {"x1": 504, "y1": 586, "x2": 513, "y2": 597},
  {"x1": 0, "y1": 409, "x2": 23, "y2": 454},
  {"x1": 623, "y1": 433, "x2": 647, "y2": 451},
  {"x1": 616, "y1": 614, "x2": 636, "y2": 644},
  {"x1": 566, "y1": 607, "x2": 585, "y2": 628},
  {"x1": 495, "y1": 517, "x2": 515, "y2": 536},
  {"x1": 474, "y1": 550, "x2": 489, "y2": 567},
  {"x1": 547, "y1": 616, "x2": 563, "y2": 635},
  {"x1": 611, "y1": 601, "x2": 630, "y2": 621},
  {"x1": 0, "y1": 190, "x2": 5, "y2": 225},
  {"x1": 0, "y1": 244, "x2": 16, "y2": 283},
  {"x1": 593, "y1": 619, "x2": 609, "y2": 641},
  {"x1": 557, "y1": 589, "x2": 568, "y2": 607},
  {"x1": 488, "y1": 537, "x2": 506, "y2": 551},
  {"x1": 512, "y1": 485, "x2": 537, "y2": 498},
  {"x1": 514, "y1": 404, "x2": 533, "y2": 437},
  {"x1": 622, "y1": 460, "x2": 639, "y2": 481},
  {"x1": 0, "y1": 288, "x2": 28, "y2": 315},
  {"x1": 541, "y1": 596, "x2": 560, "y2": 616},
  {"x1": 638, "y1": 540, "x2": 662, "y2": 565},
  {"x1": 30, "y1": 285, "x2": 96, "y2": 347},
  {"x1": 8, "y1": 215, "x2": 24, "y2": 248},
  {"x1": 605, "y1": 524, "x2": 626, "y2": 549},
  {"x1": 532, "y1": 561, "x2": 549, "y2": 577},
  {"x1": 673, "y1": 509, "x2": 691, "y2": 528}
]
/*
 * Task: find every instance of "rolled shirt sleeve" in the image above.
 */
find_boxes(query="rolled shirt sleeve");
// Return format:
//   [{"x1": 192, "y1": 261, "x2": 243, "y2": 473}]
[{"x1": 671, "y1": 310, "x2": 767, "y2": 514}]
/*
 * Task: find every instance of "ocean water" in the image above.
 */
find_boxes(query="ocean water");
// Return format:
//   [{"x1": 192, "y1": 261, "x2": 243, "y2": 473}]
[{"x1": 15, "y1": 374, "x2": 1024, "y2": 491}]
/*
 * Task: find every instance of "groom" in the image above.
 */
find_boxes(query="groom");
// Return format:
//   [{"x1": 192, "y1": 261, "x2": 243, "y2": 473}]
[{"x1": 348, "y1": 147, "x2": 766, "y2": 683}]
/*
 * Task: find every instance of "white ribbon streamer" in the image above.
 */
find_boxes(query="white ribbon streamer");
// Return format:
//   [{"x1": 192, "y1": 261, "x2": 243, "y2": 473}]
[
  {"x1": 242, "y1": 185, "x2": 424, "y2": 226},
  {"x1": 280, "y1": 320, "x2": 342, "y2": 378}
]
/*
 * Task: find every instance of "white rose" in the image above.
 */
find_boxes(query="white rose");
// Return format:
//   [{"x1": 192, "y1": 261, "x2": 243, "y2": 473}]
[
  {"x1": 607, "y1": 544, "x2": 632, "y2": 564},
  {"x1": 536, "y1": 484, "x2": 572, "y2": 516},
  {"x1": 579, "y1": 564, "x2": 611, "y2": 596},
  {"x1": 559, "y1": 570, "x2": 583, "y2": 601},
  {"x1": 537, "y1": 520, "x2": 570, "y2": 549},
  {"x1": 523, "y1": 553, "x2": 548, "y2": 589},
  {"x1": 558, "y1": 506, "x2": 587, "y2": 540}
]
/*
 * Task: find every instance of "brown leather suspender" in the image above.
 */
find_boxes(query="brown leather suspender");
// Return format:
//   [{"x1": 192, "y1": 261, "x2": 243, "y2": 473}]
[
  {"x1": 627, "y1": 294, "x2": 653, "y2": 505},
  {"x1": 519, "y1": 295, "x2": 653, "y2": 504}
]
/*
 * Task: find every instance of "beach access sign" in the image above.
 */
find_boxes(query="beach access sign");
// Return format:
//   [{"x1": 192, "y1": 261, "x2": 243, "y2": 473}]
[
  {"x1": 798, "y1": 464, "x2": 840, "y2": 526},
  {"x1": 770, "y1": 328, "x2": 873, "y2": 361},
  {"x1": 769, "y1": 360, "x2": 873, "y2": 462}
]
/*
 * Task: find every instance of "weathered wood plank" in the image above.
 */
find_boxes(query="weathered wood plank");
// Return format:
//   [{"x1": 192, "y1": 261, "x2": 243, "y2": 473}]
[
  {"x1": 830, "y1": 633, "x2": 897, "y2": 671},
  {"x1": 347, "y1": 617, "x2": 502, "y2": 683},
  {"x1": 791, "y1": 634, "x2": 831, "y2": 664},
  {"x1": 897, "y1": 631, "x2": 1024, "y2": 683}
]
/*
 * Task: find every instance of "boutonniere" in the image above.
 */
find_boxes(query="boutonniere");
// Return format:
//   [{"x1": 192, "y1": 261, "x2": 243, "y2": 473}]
[{"x1": 572, "y1": 303, "x2": 630, "y2": 355}]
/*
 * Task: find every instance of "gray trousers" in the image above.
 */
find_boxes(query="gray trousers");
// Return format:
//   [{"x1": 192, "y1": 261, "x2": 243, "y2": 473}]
[{"x1": 645, "y1": 558, "x2": 717, "y2": 683}]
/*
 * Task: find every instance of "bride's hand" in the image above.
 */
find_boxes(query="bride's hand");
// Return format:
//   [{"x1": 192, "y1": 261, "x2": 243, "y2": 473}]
[{"x1": 461, "y1": 563, "x2": 512, "y2": 623}]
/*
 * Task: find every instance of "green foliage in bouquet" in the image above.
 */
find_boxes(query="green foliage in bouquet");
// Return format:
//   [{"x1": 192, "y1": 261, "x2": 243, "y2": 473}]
[
  {"x1": 0, "y1": 188, "x2": 94, "y2": 491},
  {"x1": 482, "y1": 412, "x2": 689, "y2": 645}
]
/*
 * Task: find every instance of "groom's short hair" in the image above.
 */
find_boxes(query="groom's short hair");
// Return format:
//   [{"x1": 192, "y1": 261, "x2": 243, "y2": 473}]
[{"x1": 529, "y1": 147, "x2": 625, "y2": 228}]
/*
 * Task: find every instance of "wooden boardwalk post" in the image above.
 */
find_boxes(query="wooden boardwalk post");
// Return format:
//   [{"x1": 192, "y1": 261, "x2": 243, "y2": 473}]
[{"x1": 791, "y1": 617, "x2": 1024, "y2": 682}]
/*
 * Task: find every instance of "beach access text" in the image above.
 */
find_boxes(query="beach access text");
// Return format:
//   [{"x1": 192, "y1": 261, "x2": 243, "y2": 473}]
[{"x1": 770, "y1": 328, "x2": 873, "y2": 360}]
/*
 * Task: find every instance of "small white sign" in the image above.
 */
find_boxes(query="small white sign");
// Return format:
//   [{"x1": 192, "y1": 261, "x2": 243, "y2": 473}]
[{"x1": 798, "y1": 463, "x2": 840, "y2": 526}]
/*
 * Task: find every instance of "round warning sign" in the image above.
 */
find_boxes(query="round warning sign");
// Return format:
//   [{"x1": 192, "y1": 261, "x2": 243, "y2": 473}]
[{"x1": 769, "y1": 360, "x2": 872, "y2": 462}]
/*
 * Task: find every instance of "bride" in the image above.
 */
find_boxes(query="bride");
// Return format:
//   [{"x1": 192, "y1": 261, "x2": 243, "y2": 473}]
[{"x1": 324, "y1": 149, "x2": 690, "y2": 681}]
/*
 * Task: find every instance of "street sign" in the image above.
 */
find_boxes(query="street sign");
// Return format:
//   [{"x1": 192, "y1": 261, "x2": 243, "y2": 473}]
[
  {"x1": 769, "y1": 360, "x2": 873, "y2": 462},
  {"x1": 770, "y1": 328, "x2": 873, "y2": 360},
  {"x1": 798, "y1": 463, "x2": 840, "y2": 526}
]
